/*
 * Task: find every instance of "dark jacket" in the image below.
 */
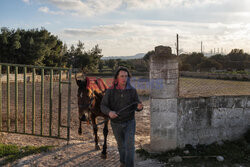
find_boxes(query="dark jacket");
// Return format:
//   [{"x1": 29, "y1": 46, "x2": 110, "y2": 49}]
[{"x1": 101, "y1": 83, "x2": 142, "y2": 123}]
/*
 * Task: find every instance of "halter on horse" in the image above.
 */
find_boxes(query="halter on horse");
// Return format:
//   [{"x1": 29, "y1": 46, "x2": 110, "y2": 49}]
[{"x1": 76, "y1": 75, "x2": 109, "y2": 159}]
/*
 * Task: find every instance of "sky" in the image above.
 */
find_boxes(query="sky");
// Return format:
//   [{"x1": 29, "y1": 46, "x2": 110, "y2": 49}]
[{"x1": 0, "y1": 0, "x2": 250, "y2": 57}]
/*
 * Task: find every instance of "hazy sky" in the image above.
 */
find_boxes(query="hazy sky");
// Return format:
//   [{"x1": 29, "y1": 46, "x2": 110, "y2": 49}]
[{"x1": 1, "y1": 0, "x2": 250, "y2": 57}]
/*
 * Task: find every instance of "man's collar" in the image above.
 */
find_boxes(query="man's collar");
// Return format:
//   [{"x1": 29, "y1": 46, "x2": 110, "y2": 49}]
[{"x1": 116, "y1": 83, "x2": 126, "y2": 90}]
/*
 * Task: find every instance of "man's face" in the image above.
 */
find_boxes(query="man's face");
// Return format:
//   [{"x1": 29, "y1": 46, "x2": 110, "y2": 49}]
[{"x1": 117, "y1": 70, "x2": 128, "y2": 86}]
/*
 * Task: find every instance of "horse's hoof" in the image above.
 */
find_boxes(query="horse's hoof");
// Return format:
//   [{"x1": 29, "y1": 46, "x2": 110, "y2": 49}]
[
  {"x1": 95, "y1": 145, "x2": 100, "y2": 150},
  {"x1": 101, "y1": 153, "x2": 107, "y2": 159},
  {"x1": 80, "y1": 115, "x2": 87, "y2": 121},
  {"x1": 78, "y1": 128, "x2": 82, "y2": 135}
]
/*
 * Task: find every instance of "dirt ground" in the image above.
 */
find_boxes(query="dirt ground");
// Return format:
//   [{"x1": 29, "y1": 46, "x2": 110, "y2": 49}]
[
  {"x1": 0, "y1": 79, "x2": 160, "y2": 167},
  {"x1": 0, "y1": 77, "x2": 249, "y2": 166}
]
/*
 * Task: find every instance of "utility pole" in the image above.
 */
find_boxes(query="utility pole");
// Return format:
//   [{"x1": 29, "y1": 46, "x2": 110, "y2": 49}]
[
  {"x1": 176, "y1": 34, "x2": 179, "y2": 56},
  {"x1": 201, "y1": 41, "x2": 202, "y2": 53}
]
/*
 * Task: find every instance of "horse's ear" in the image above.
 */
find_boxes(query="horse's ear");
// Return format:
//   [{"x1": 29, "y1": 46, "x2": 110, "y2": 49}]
[
  {"x1": 76, "y1": 79, "x2": 87, "y2": 88},
  {"x1": 75, "y1": 72, "x2": 80, "y2": 87},
  {"x1": 82, "y1": 69, "x2": 87, "y2": 80},
  {"x1": 76, "y1": 79, "x2": 81, "y2": 87}
]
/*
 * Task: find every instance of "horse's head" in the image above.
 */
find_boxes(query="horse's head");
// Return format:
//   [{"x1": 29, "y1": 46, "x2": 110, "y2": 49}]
[{"x1": 76, "y1": 78, "x2": 95, "y2": 122}]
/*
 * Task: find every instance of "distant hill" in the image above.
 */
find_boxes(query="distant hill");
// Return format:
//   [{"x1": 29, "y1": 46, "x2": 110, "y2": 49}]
[{"x1": 102, "y1": 53, "x2": 145, "y2": 60}]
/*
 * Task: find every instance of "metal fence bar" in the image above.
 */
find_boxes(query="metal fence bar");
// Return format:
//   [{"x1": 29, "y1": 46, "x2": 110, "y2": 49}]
[
  {"x1": 7, "y1": 66, "x2": 10, "y2": 132},
  {"x1": 32, "y1": 68, "x2": 36, "y2": 134},
  {"x1": 67, "y1": 69, "x2": 72, "y2": 142},
  {"x1": 0, "y1": 65, "x2": 2, "y2": 131},
  {"x1": 49, "y1": 69, "x2": 53, "y2": 136},
  {"x1": 23, "y1": 66, "x2": 27, "y2": 133},
  {"x1": 40, "y1": 68, "x2": 44, "y2": 136},
  {"x1": 15, "y1": 66, "x2": 18, "y2": 132},
  {"x1": 58, "y1": 70, "x2": 62, "y2": 137},
  {"x1": 0, "y1": 63, "x2": 69, "y2": 70}
]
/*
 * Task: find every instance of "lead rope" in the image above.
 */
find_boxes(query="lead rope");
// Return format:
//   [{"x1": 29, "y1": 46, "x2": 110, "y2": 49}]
[{"x1": 91, "y1": 102, "x2": 140, "y2": 128}]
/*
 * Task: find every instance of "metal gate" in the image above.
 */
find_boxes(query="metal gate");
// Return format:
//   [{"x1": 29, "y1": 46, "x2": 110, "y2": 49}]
[{"x1": 0, "y1": 63, "x2": 71, "y2": 141}]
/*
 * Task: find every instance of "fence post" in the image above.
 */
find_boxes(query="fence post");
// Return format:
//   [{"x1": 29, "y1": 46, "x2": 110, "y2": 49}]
[
  {"x1": 49, "y1": 69, "x2": 53, "y2": 136},
  {"x1": 58, "y1": 70, "x2": 62, "y2": 137},
  {"x1": 7, "y1": 66, "x2": 10, "y2": 132},
  {"x1": 67, "y1": 68, "x2": 72, "y2": 143},
  {"x1": 15, "y1": 67, "x2": 18, "y2": 132},
  {"x1": 149, "y1": 46, "x2": 179, "y2": 152},
  {"x1": 32, "y1": 68, "x2": 36, "y2": 134},
  {"x1": 23, "y1": 66, "x2": 27, "y2": 133},
  {"x1": 0, "y1": 65, "x2": 2, "y2": 131},
  {"x1": 40, "y1": 68, "x2": 44, "y2": 136}
]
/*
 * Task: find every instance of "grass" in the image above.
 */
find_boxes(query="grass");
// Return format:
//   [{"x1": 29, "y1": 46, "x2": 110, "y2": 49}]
[
  {"x1": 0, "y1": 144, "x2": 53, "y2": 166},
  {"x1": 214, "y1": 71, "x2": 250, "y2": 75},
  {"x1": 136, "y1": 129, "x2": 250, "y2": 166}
]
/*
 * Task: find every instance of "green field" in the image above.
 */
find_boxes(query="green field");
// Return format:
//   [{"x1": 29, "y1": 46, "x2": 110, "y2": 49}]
[{"x1": 179, "y1": 77, "x2": 250, "y2": 98}]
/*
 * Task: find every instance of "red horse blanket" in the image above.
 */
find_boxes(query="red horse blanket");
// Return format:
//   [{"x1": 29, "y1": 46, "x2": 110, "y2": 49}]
[{"x1": 86, "y1": 77, "x2": 109, "y2": 94}]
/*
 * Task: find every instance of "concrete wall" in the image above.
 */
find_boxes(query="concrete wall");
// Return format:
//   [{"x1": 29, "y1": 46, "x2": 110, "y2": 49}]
[{"x1": 177, "y1": 96, "x2": 250, "y2": 147}]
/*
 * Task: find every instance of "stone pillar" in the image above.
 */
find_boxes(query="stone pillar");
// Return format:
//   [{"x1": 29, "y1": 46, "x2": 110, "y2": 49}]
[{"x1": 149, "y1": 45, "x2": 179, "y2": 152}]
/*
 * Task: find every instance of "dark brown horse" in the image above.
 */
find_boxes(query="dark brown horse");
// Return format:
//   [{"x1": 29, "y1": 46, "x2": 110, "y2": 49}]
[{"x1": 76, "y1": 75, "x2": 110, "y2": 159}]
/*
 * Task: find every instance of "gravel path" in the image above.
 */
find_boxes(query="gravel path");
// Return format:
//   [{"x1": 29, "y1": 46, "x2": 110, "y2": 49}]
[{"x1": 0, "y1": 96, "x2": 165, "y2": 167}]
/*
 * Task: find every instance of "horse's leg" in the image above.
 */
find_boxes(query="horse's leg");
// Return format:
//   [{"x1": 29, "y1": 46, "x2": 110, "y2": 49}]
[
  {"x1": 91, "y1": 114, "x2": 100, "y2": 150},
  {"x1": 78, "y1": 108, "x2": 82, "y2": 135},
  {"x1": 78, "y1": 118, "x2": 82, "y2": 135},
  {"x1": 78, "y1": 108, "x2": 85, "y2": 135},
  {"x1": 101, "y1": 118, "x2": 109, "y2": 159}
]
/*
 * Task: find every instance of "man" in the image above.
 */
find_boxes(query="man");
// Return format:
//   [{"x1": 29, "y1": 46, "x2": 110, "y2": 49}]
[{"x1": 101, "y1": 67, "x2": 143, "y2": 167}]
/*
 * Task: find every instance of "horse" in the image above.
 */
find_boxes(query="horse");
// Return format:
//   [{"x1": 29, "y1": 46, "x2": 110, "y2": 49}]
[{"x1": 76, "y1": 75, "x2": 110, "y2": 159}]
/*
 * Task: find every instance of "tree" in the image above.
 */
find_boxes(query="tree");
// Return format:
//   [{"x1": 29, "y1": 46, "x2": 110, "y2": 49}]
[
  {"x1": 0, "y1": 27, "x2": 65, "y2": 67},
  {"x1": 0, "y1": 27, "x2": 103, "y2": 71},
  {"x1": 227, "y1": 49, "x2": 247, "y2": 61},
  {"x1": 143, "y1": 50, "x2": 154, "y2": 62},
  {"x1": 87, "y1": 44, "x2": 103, "y2": 72},
  {"x1": 183, "y1": 52, "x2": 204, "y2": 71},
  {"x1": 210, "y1": 54, "x2": 227, "y2": 63},
  {"x1": 197, "y1": 58, "x2": 222, "y2": 71},
  {"x1": 98, "y1": 60, "x2": 104, "y2": 72},
  {"x1": 69, "y1": 41, "x2": 103, "y2": 72},
  {"x1": 180, "y1": 63, "x2": 192, "y2": 71},
  {"x1": 106, "y1": 59, "x2": 117, "y2": 71}
]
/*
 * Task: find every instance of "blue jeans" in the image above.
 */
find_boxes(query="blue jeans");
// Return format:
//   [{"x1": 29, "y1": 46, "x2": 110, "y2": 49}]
[{"x1": 111, "y1": 119, "x2": 135, "y2": 167}]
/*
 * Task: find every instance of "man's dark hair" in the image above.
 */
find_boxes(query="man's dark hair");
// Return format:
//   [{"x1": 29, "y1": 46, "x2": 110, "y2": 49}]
[{"x1": 113, "y1": 66, "x2": 131, "y2": 86}]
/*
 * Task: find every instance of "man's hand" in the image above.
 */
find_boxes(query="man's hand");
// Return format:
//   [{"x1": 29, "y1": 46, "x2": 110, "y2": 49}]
[
  {"x1": 109, "y1": 111, "x2": 118, "y2": 119},
  {"x1": 137, "y1": 103, "x2": 143, "y2": 110}
]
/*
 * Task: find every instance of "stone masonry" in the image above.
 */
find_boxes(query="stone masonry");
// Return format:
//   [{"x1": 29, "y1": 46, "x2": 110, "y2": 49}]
[{"x1": 149, "y1": 45, "x2": 179, "y2": 152}]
